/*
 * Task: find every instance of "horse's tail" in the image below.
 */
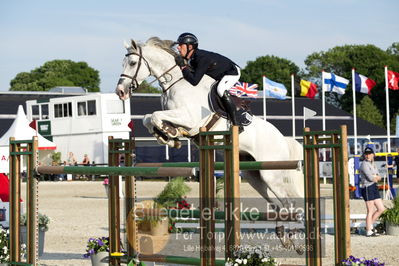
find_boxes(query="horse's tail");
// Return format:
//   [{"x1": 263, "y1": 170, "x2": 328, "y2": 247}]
[
  {"x1": 284, "y1": 137, "x2": 303, "y2": 160},
  {"x1": 283, "y1": 137, "x2": 304, "y2": 198}
]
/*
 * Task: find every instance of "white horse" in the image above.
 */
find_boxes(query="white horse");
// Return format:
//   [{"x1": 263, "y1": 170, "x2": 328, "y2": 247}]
[{"x1": 115, "y1": 37, "x2": 304, "y2": 209}]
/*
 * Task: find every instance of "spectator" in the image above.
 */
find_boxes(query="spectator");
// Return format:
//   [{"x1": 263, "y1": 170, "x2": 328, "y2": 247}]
[
  {"x1": 393, "y1": 148, "x2": 399, "y2": 177},
  {"x1": 82, "y1": 154, "x2": 90, "y2": 166},
  {"x1": 67, "y1": 152, "x2": 77, "y2": 166},
  {"x1": 359, "y1": 147, "x2": 385, "y2": 237}
]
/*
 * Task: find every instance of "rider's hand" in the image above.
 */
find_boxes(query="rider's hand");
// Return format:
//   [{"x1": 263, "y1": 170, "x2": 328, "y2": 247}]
[{"x1": 174, "y1": 56, "x2": 186, "y2": 68}]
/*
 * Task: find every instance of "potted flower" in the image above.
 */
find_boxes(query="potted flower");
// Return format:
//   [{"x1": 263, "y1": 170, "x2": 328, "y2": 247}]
[
  {"x1": 83, "y1": 237, "x2": 109, "y2": 266},
  {"x1": 103, "y1": 178, "x2": 109, "y2": 197},
  {"x1": 0, "y1": 227, "x2": 26, "y2": 265},
  {"x1": 380, "y1": 196, "x2": 399, "y2": 235},
  {"x1": 342, "y1": 255, "x2": 384, "y2": 265},
  {"x1": 225, "y1": 245, "x2": 278, "y2": 265},
  {"x1": 154, "y1": 177, "x2": 191, "y2": 209},
  {"x1": 137, "y1": 201, "x2": 169, "y2": 236},
  {"x1": 0, "y1": 228, "x2": 10, "y2": 265},
  {"x1": 153, "y1": 177, "x2": 191, "y2": 235},
  {"x1": 137, "y1": 177, "x2": 191, "y2": 236},
  {"x1": 20, "y1": 212, "x2": 49, "y2": 256}
]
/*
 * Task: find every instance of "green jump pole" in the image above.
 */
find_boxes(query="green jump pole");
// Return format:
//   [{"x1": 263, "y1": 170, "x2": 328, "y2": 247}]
[
  {"x1": 36, "y1": 166, "x2": 195, "y2": 177},
  {"x1": 135, "y1": 160, "x2": 300, "y2": 171}
]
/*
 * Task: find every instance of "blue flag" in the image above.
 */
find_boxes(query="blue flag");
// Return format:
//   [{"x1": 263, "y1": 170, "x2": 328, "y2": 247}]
[
  {"x1": 322, "y1": 72, "x2": 349, "y2": 95},
  {"x1": 263, "y1": 77, "x2": 287, "y2": 100}
]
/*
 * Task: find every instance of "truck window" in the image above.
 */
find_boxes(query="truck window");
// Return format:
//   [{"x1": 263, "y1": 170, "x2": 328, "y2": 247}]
[
  {"x1": 32, "y1": 105, "x2": 40, "y2": 120},
  {"x1": 41, "y1": 104, "x2": 49, "y2": 119},
  {"x1": 78, "y1": 100, "x2": 96, "y2": 116}
]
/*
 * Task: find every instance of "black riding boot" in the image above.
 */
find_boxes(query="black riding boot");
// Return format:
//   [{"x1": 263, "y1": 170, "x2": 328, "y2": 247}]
[{"x1": 221, "y1": 91, "x2": 238, "y2": 125}]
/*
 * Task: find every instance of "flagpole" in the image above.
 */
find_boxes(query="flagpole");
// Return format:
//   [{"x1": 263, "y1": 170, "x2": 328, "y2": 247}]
[
  {"x1": 385, "y1": 66, "x2": 391, "y2": 153},
  {"x1": 352, "y1": 68, "x2": 358, "y2": 155},
  {"x1": 321, "y1": 70, "x2": 326, "y2": 161},
  {"x1": 263, "y1": 76, "x2": 267, "y2": 121},
  {"x1": 321, "y1": 71, "x2": 326, "y2": 131},
  {"x1": 291, "y1": 74, "x2": 295, "y2": 138}
]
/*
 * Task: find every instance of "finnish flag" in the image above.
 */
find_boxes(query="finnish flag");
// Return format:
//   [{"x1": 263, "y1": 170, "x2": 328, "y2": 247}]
[{"x1": 323, "y1": 72, "x2": 349, "y2": 95}]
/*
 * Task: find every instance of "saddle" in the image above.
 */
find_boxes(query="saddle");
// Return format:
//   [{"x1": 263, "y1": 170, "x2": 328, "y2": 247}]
[{"x1": 208, "y1": 82, "x2": 253, "y2": 126}]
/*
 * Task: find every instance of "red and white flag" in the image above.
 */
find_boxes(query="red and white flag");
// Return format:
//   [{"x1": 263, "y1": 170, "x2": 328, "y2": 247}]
[{"x1": 388, "y1": 70, "x2": 399, "y2": 90}]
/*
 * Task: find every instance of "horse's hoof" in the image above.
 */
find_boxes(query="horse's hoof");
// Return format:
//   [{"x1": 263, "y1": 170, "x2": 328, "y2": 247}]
[
  {"x1": 275, "y1": 225, "x2": 285, "y2": 238},
  {"x1": 154, "y1": 133, "x2": 168, "y2": 145},
  {"x1": 161, "y1": 122, "x2": 178, "y2": 138},
  {"x1": 295, "y1": 247, "x2": 304, "y2": 255},
  {"x1": 156, "y1": 138, "x2": 167, "y2": 145},
  {"x1": 173, "y1": 139, "x2": 182, "y2": 149}
]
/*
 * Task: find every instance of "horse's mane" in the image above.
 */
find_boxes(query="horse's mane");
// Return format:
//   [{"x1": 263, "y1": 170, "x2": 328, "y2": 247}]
[{"x1": 145, "y1": 37, "x2": 177, "y2": 56}]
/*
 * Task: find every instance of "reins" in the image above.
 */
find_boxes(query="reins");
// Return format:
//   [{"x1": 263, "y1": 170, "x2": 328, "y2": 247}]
[{"x1": 120, "y1": 46, "x2": 183, "y2": 94}]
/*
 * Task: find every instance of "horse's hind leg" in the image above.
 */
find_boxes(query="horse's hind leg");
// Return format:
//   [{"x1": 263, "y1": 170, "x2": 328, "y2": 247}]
[{"x1": 241, "y1": 170, "x2": 274, "y2": 206}]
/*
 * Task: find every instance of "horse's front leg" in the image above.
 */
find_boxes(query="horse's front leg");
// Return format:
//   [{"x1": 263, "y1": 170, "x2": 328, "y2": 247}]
[
  {"x1": 143, "y1": 114, "x2": 182, "y2": 149},
  {"x1": 150, "y1": 109, "x2": 196, "y2": 138}
]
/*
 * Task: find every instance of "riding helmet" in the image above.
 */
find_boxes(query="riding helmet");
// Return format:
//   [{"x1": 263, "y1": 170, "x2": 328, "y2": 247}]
[{"x1": 176, "y1": 32, "x2": 198, "y2": 48}]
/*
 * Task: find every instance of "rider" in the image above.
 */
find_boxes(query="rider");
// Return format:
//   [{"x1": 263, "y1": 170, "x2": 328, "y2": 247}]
[{"x1": 174, "y1": 32, "x2": 241, "y2": 125}]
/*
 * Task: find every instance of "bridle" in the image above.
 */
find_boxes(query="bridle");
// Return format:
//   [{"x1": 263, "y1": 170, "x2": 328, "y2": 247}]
[{"x1": 119, "y1": 46, "x2": 183, "y2": 96}]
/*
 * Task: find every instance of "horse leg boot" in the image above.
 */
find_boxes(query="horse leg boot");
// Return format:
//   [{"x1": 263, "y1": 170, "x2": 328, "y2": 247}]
[{"x1": 221, "y1": 91, "x2": 238, "y2": 126}]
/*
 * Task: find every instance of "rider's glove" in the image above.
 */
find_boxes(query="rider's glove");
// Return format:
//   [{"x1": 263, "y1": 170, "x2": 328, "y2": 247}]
[{"x1": 174, "y1": 56, "x2": 186, "y2": 68}]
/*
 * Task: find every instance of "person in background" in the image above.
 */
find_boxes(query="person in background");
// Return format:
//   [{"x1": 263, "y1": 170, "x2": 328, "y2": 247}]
[
  {"x1": 80, "y1": 154, "x2": 91, "y2": 179},
  {"x1": 359, "y1": 147, "x2": 385, "y2": 237},
  {"x1": 67, "y1": 152, "x2": 77, "y2": 166},
  {"x1": 393, "y1": 148, "x2": 399, "y2": 178},
  {"x1": 82, "y1": 154, "x2": 90, "y2": 166}
]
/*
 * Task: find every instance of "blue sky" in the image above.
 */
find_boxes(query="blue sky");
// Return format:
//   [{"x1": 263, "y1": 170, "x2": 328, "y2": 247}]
[{"x1": 0, "y1": 0, "x2": 398, "y2": 93}]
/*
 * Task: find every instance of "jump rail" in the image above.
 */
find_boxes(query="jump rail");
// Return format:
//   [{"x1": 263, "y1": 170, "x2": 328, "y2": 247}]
[
  {"x1": 135, "y1": 160, "x2": 301, "y2": 171},
  {"x1": 36, "y1": 165, "x2": 195, "y2": 177}
]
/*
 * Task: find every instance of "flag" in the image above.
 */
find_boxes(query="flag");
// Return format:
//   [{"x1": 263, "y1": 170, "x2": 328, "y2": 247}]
[
  {"x1": 388, "y1": 70, "x2": 399, "y2": 90},
  {"x1": 303, "y1": 107, "x2": 317, "y2": 120},
  {"x1": 323, "y1": 72, "x2": 349, "y2": 95},
  {"x1": 228, "y1": 81, "x2": 258, "y2": 98},
  {"x1": 263, "y1": 77, "x2": 287, "y2": 100},
  {"x1": 354, "y1": 72, "x2": 376, "y2": 94},
  {"x1": 29, "y1": 119, "x2": 37, "y2": 130},
  {"x1": 128, "y1": 120, "x2": 134, "y2": 131},
  {"x1": 300, "y1": 79, "x2": 318, "y2": 99}
]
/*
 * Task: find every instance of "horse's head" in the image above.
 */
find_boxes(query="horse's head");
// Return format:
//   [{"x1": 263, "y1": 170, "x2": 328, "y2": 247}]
[{"x1": 115, "y1": 39, "x2": 151, "y2": 100}]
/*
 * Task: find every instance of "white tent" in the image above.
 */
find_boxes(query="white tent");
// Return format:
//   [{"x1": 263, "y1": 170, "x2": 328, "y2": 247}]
[{"x1": 0, "y1": 105, "x2": 56, "y2": 173}]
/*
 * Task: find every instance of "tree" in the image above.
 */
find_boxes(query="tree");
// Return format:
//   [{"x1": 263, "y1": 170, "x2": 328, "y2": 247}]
[
  {"x1": 356, "y1": 95, "x2": 385, "y2": 129},
  {"x1": 387, "y1": 42, "x2": 399, "y2": 57},
  {"x1": 304, "y1": 44, "x2": 399, "y2": 125},
  {"x1": 9, "y1": 60, "x2": 100, "y2": 92},
  {"x1": 241, "y1": 55, "x2": 300, "y2": 96},
  {"x1": 136, "y1": 81, "x2": 162, "y2": 93}
]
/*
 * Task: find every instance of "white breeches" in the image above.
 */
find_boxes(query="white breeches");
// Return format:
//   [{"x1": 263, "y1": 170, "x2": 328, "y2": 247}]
[{"x1": 217, "y1": 66, "x2": 241, "y2": 97}]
